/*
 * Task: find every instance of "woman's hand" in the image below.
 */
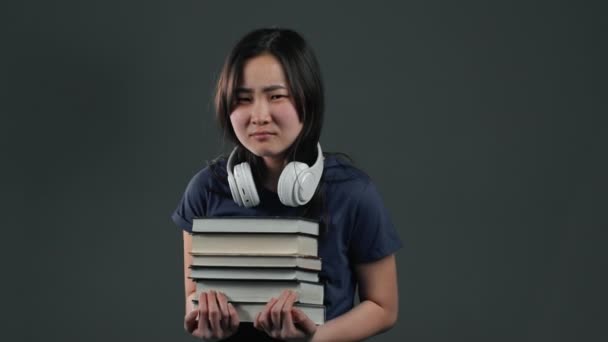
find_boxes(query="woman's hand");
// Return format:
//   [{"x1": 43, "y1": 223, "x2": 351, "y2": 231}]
[
  {"x1": 254, "y1": 290, "x2": 318, "y2": 341},
  {"x1": 184, "y1": 290, "x2": 240, "y2": 341}
]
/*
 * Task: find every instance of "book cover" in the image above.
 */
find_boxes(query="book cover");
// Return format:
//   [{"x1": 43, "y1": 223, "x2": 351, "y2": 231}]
[
  {"x1": 192, "y1": 216, "x2": 319, "y2": 236},
  {"x1": 189, "y1": 266, "x2": 319, "y2": 282},
  {"x1": 192, "y1": 299, "x2": 325, "y2": 325},
  {"x1": 194, "y1": 279, "x2": 324, "y2": 305},
  {"x1": 189, "y1": 254, "x2": 322, "y2": 271},
  {"x1": 190, "y1": 234, "x2": 318, "y2": 257}
]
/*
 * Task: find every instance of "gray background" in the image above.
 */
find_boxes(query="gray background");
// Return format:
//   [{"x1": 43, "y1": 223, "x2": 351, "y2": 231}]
[{"x1": 3, "y1": 0, "x2": 607, "y2": 341}]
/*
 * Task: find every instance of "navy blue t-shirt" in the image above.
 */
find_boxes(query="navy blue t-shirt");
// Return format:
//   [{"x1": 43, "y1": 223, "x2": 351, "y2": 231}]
[{"x1": 172, "y1": 154, "x2": 402, "y2": 335}]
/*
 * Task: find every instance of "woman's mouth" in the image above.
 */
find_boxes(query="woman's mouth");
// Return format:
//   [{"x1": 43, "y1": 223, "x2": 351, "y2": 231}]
[{"x1": 250, "y1": 132, "x2": 276, "y2": 140}]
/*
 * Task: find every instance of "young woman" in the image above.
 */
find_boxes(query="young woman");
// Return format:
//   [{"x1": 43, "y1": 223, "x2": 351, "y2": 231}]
[{"x1": 172, "y1": 28, "x2": 402, "y2": 341}]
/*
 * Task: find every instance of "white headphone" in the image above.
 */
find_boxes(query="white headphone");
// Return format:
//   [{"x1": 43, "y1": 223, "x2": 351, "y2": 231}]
[{"x1": 226, "y1": 143, "x2": 324, "y2": 208}]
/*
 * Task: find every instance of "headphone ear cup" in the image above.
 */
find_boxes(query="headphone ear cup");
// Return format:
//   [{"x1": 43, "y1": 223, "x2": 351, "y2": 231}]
[
  {"x1": 227, "y1": 167, "x2": 243, "y2": 207},
  {"x1": 278, "y1": 161, "x2": 309, "y2": 207},
  {"x1": 234, "y1": 162, "x2": 260, "y2": 208}
]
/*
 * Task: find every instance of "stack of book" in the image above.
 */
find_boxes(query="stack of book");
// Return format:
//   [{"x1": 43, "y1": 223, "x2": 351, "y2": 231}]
[{"x1": 189, "y1": 217, "x2": 325, "y2": 325}]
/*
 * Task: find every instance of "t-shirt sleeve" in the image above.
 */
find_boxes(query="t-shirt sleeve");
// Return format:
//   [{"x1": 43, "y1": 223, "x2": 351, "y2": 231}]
[
  {"x1": 171, "y1": 169, "x2": 208, "y2": 233},
  {"x1": 349, "y1": 180, "x2": 403, "y2": 263}
]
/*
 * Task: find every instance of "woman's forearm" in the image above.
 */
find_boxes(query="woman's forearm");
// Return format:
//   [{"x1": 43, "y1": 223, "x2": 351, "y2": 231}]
[
  {"x1": 311, "y1": 300, "x2": 398, "y2": 342},
  {"x1": 185, "y1": 291, "x2": 197, "y2": 315}
]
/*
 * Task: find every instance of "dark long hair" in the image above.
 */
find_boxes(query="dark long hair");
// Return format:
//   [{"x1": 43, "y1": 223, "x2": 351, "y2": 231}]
[
  {"x1": 211, "y1": 27, "x2": 328, "y2": 222},
  {"x1": 215, "y1": 28, "x2": 324, "y2": 176}
]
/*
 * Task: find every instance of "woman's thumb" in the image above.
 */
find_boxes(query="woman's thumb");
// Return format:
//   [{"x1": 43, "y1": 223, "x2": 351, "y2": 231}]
[
  {"x1": 184, "y1": 309, "x2": 199, "y2": 332},
  {"x1": 291, "y1": 308, "x2": 317, "y2": 333}
]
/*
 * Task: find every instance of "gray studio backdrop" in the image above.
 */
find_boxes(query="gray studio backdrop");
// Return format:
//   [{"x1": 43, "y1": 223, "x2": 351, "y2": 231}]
[{"x1": 4, "y1": 1, "x2": 606, "y2": 342}]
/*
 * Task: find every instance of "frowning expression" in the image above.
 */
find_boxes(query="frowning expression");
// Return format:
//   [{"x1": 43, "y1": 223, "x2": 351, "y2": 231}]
[{"x1": 229, "y1": 53, "x2": 303, "y2": 161}]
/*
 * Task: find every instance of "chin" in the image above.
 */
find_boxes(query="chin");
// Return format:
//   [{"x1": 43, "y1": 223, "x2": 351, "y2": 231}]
[{"x1": 248, "y1": 146, "x2": 286, "y2": 159}]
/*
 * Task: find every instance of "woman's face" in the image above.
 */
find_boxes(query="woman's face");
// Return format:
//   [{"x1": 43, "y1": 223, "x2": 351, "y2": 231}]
[{"x1": 230, "y1": 53, "x2": 303, "y2": 163}]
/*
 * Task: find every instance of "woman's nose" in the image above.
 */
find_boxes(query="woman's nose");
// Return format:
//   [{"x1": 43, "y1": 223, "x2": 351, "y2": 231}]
[{"x1": 251, "y1": 99, "x2": 271, "y2": 125}]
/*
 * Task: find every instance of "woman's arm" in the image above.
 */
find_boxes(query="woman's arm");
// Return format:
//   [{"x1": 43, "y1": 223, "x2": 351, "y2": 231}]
[
  {"x1": 183, "y1": 231, "x2": 197, "y2": 315},
  {"x1": 183, "y1": 231, "x2": 240, "y2": 340},
  {"x1": 255, "y1": 254, "x2": 399, "y2": 341},
  {"x1": 311, "y1": 254, "x2": 399, "y2": 342}
]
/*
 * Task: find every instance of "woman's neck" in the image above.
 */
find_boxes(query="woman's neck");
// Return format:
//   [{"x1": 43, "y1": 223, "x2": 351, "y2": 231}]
[{"x1": 262, "y1": 156, "x2": 287, "y2": 193}]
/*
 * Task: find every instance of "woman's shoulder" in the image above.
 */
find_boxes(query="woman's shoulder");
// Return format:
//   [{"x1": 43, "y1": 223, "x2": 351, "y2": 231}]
[
  {"x1": 185, "y1": 156, "x2": 230, "y2": 194},
  {"x1": 321, "y1": 154, "x2": 391, "y2": 225},
  {"x1": 322, "y1": 153, "x2": 372, "y2": 191}
]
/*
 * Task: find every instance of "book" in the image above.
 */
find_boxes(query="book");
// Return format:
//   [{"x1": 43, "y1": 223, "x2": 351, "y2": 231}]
[
  {"x1": 187, "y1": 216, "x2": 325, "y2": 321},
  {"x1": 194, "y1": 279, "x2": 324, "y2": 305},
  {"x1": 190, "y1": 254, "x2": 322, "y2": 271},
  {"x1": 192, "y1": 216, "x2": 319, "y2": 236},
  {"x1": 192, "y1": 299, "x2": 325, "y2": 325},
  {"x1": 190, "y1": 234, "x2": 317, "y2": 256},
  {"x1": 190, "y1": 266, "x2": 319, "y2": 282}
]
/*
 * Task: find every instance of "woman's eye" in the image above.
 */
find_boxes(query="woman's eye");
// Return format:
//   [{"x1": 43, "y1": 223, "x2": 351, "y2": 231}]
[
  {"x1": 270, "y1": 94, "x2": 287, "y2": 100},
  {"x1": 236, "y1": 97, "x2": 251, "y2": 103}
]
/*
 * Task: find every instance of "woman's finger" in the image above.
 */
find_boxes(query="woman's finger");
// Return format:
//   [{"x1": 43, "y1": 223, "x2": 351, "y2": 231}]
[
  {"x1": 292, "y1": 307, "x2": 318, "y2": 334},
  {"x1": 197, "y1": 292, "x2": 211, "y2": 338},
  {"x1": 280, "y1": 291, "x2": 299, "y2": 337},
  {"x1": 228, "y1": 303, "x2": 240, "y2": 332},
  {"x1": 254, "y1": 310, "x2": 262, "y2": 330},
  {"x1": 206, "y1": 290, "x2": 224, "y2": 338},
  {"x1": 217, "y1": 292, "x2": 231, "y2": 330},
  {"x1": 184, "y1": 309, "x2": 199, "y2": 333},
  {"x1": 270, "y1": 290, "x2": 291, "y2": 329},
  {"x1": 258, "y1": 297, "x2": 278, "y2": 333}
]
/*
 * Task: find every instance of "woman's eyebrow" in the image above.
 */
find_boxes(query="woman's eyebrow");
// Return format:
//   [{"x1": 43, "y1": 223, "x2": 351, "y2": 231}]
[
  {"x1": 235, "y1": 85, "x2": 287, "y2": 93},
  {"x1": 261, "y1": 85, "x2": 287, "y2": 92}
]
